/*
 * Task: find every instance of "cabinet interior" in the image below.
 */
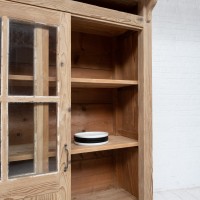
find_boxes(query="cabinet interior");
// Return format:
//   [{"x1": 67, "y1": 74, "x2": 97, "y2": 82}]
[
  {"x1": 72, "y1": 17, "x2": 138, "y2": 81},
  {"x1": 71, "y1": 17, "x2": 139, "y2": 199}
]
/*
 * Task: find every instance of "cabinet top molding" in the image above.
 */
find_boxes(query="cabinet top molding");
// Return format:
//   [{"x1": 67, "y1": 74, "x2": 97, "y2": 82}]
[
  {"x1": 2, "y1": 0, "x2": 144, "y2": 29},
  {"x1": 146, "y1": 0, "x2": 157, "y2": 22}
]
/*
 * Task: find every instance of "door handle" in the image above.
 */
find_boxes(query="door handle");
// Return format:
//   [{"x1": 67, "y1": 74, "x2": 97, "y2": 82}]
[{"x1": 64, "y1": 144, "x2": 70, "y2": 172}]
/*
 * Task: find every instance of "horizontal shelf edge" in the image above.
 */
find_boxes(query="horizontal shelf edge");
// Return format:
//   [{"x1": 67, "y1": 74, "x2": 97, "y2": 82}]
[
  {"x1": 71, "y1": 135, "x2": 138, "y2": 154},
  {"x1": 71, "y1": 78, "x2": 138, "y2": 88}
]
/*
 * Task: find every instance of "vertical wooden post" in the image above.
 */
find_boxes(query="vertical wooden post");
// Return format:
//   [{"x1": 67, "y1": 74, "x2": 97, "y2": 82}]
[
  {"x1": 34, "y1": 26, "x2": 49, "y2": 174},
  {"x1": 58, "y1": 12, "x2": 71, "y2": 200},
  {"x1": 1, "y1": 16, "x2": 9, "y2": 181},
  {"x1": 138, "y1": 1, "x2": 156, "y2": 200}
]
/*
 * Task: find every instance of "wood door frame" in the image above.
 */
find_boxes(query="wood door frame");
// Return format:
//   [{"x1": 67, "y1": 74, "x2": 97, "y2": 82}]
[{"x1": 0, "y1": 2, "x2": 71, "y2": 199}]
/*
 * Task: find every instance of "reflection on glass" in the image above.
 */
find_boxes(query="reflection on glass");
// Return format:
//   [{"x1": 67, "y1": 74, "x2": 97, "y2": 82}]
[
  {"x1": 48, "y1": 104, "x2": 57, "y2": 172},
  {"x1": 9, "y1": 21, "x2": 34, "y2": 95},
  {"x1": 9, "y1": 20, "x2": 57, "y2": 96},
  {"x1": 49, "y1": 27, "x2": 57, "y2": 96},
  {"x1": 8, "y1": 103, "x2": 57, "y2": 178}
]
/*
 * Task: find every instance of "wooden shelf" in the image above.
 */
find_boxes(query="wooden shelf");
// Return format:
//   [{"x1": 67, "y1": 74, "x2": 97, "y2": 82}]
[
  {"x1": 5, "y1": 142, "x2": 56, "y2": 162},
  {"x1": 72, "y1": 188, "x2": 137, "y2": 200},
  {"x1": 8, "y1": 75, "x2": 56, "y2": 82},
  {"x1": 71, "y1": 135, "x2": 138, "y2": 154},
  {"x1": 71, "y1": 78, "x2": 138, "y2": 88}
]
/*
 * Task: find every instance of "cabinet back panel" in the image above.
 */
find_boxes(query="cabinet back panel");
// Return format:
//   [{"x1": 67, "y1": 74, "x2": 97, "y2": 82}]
[
  {"x1": 72, "y1": 32, "x2": 113, "y2": 79},
  {"x1": 71, "y1": 149, "x2": 138, "y2": 197},
  {"x1": 72, "y1": 151, "x2": 115, "y2": 195},
  {"x1": 72, "y1": 88, "x2": 114, "y2": 137},
  {"x1": 72, "y1": 104, "x2": 114, "y2": 136},
  {"x1": 72, "y1": 88, "x2": 113, "y2": 104}
]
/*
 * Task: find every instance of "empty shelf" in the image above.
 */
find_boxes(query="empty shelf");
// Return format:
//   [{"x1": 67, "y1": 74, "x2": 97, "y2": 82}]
[
  {"x1": 71, "y1": 78, "x2": 138, "y2": 88},
  {"x1": 72, "y1": 187, "x2": 137, "y2": 200}
]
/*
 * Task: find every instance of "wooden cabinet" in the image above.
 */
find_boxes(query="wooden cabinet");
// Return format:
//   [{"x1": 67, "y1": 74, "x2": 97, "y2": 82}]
[{"x1": 0, "y1": 0, "x2": 156, "y2": 199}]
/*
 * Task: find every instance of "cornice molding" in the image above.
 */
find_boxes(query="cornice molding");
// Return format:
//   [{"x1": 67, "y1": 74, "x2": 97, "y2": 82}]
[{"x1": 146, "y1": 0, "x2": 157, "y2": 23}]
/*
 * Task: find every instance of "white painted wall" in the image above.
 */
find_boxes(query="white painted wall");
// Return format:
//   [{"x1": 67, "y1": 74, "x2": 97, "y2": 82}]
[{"x1": 152, "y1": 0, "x2": 200, "y2": 191}]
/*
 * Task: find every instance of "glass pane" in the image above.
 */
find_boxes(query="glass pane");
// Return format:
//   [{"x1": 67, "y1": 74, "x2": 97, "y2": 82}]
[
  {"x1": 9, "y1": 20, "x2": 57, "y2": 96},
  {"x1": 9, "y1": 103, "x2": 34, "y2": 177},
  {"x1": 8, "y1": 103, "x2": 57, "y2": 178},
  {"x1": 49, "y1": 27, "x2": 57, "y2": 96},
  {"x1": 9, "y1": 20, "x2": 34, "y2": 96}
]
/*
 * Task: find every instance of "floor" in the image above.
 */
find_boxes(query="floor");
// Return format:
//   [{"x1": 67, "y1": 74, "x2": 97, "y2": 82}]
[{"x1": 154, "y1": 188, "x2": 200, "y2": 200}]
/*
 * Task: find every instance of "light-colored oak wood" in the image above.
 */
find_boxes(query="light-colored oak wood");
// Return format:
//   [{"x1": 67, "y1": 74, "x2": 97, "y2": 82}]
[
  {"x1": 72, "y1": 78, "x2": 138, "y2": 88},
  {"x1": 1, "y1": 16, "x2": 9, "y2": 181},
  {"x1": 0, "y1": 0, "x2": 60, "y2": 25},
  {"x1": 8, "y1": 74, "x2": 56, "y2": 82},
  {"x1": 34, "y1": 26, "x2": 50, "y2": 173},
  {"x1": 6, "y1": 142, "x2": 56, "y2": 162},
  {"x1": 72, "y1": 17, "x2": 128, "y2": 37},
  {"x1": 0, "y1": 174, "x2": 59, "y2": 199},
  {"x1": 7, "y1": 96, "x2": 59, "y2": 103},
  {"x1": 0, "y1": 0, "x2": 157, "y2": 199},
  {"x1": 57, "y1": 12, "x2": 71, "y2": 200},
  {"x1": 72, "y1": 187, "x2": 137, "y2": 200},
  {"x1": 138, "y1": 1, "x2": 154, "y2": 200},
  {"x1": 4, "y1": 0, "x2": 144, "y2": 29},
  {"x1": 71, "y1": 135, "x2": 138, "y2": 154},
  {"x1": 72, "y1": 0, "x2": 138, "y2": 14}
]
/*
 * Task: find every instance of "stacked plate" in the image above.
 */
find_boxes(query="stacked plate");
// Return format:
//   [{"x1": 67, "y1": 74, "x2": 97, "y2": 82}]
[{"x1": 74, "y1": 131, "x2": 109, "y2": 146}]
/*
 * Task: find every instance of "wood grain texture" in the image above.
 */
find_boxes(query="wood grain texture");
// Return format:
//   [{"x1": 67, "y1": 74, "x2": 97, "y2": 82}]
[
  {"x1": 72, "y1": 17, "x2": 128, "y2": 37},
  {"x1": 72, "y1": 0, "x2": 138, "y2": 14},
  {"x1": 71, "y1": 135, "x2": 138, "y2": 154},
  {"x1": 4, "y1": 0, "x2": 144, "y2": 29},
  {"x1": 0, "y1": 1, "x2": 60, "y2": 26},
  {"x1": 117, "y1": 87, "x2": 138, "y2": 140},
  {"x1": 71, "y1": 31, "x2": 113, "y2": 79},
  {"x1": 57, "y1": 13, "x2": 71, "y2": 200},
  {"x1": 72, "y1": 78, "x2": 138, "y2": 88},
  {"x1": 72, "y1": 187, "x2": 137, "y2": 200},
  {"x1": 138, "y1": 1, "x2": 154, "y2": 199},
  {"x1": 0, "y1": 174, "x2": 59, "y2": 199},
  {"x1": 72, "y1": 151, "x2": 115, "y2": 195},
  {"x1": 72, "y1": 104, "x2": 114, "y2": 136},
  {"x1": 72, "y1": 88, "x2": 113, "y2": 104},
  {"x1": 7, "y1": 142, "x2": 56, "y2": 162},
  {"x1": 114, "y1": 31, "x2": 138, "y2": 81},
  {"x1": 34, "y1": 26, "x2": 49, "y2": 173},
  {"x1": 7, "y1": 96, "x2": 59, "y2": 103},
  {"x1": 115, "y1": 148, "x2": 138, "y2": 198},
  {"x1": 1, "y1": 16, "x2": 9, "y2": 181}
]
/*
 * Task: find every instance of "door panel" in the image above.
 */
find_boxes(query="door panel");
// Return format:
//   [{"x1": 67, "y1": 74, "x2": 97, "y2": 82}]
[{"x1": 0, "y1": 2, "x2": 71, "y2": 199}]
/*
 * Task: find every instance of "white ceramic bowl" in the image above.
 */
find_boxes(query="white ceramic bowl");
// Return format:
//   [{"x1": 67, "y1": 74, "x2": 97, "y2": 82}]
[{"x1": 74, "y1": 131, "x2": 109, "y2": 146}]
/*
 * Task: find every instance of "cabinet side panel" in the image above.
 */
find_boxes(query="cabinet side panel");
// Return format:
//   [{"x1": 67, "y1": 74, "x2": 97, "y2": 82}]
[
  {"x1": 115, "y1": 87, "x2": 138, "y2": 140},
  {"x1": 115, "y1": 148, "x2": 138, "y2": 198}
]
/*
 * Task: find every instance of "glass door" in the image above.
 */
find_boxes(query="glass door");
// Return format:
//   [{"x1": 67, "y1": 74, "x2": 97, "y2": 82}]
[{"x1": 0, "y1": 2, "x2": 71, "y2": 199}]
